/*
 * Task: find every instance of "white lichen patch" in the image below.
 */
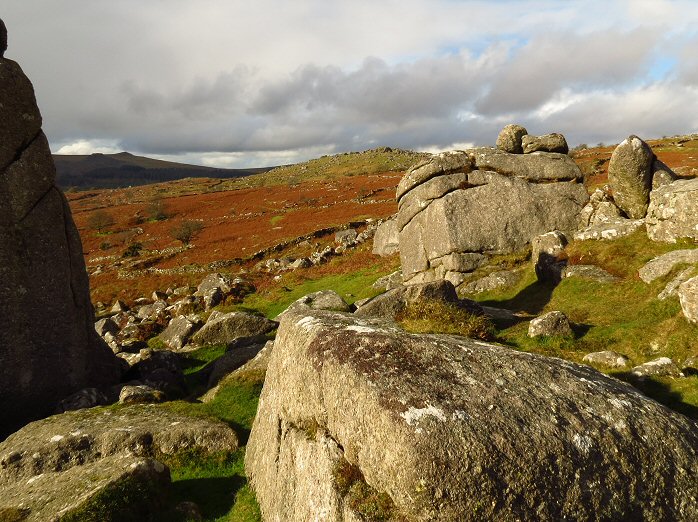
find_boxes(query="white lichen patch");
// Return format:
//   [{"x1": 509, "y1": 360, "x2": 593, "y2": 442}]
[
  {"x1": 26, "y1": 473, "x2": 44, "y2": 484},
  {"x1": 50, "y1": 435, "x2": 64, "y2": 443},
  {"x1": 401, "y1": 404, "x2": 447, "y2": 426},
  {"x1": 451, "y1": 410, "x2": 469, "y2": 421},
  {"x1": 345, "y1": 325, "x2": 380, "y2": 334},
  {"x1": 296, "y1": 316, "x2": 323, "y2": 332},
  {"x1": 608, "y1": 397, "x2": 632, "y2": 410},
  {"x1": 572, "y1": 433, "x2": 594, "y2": 455}
]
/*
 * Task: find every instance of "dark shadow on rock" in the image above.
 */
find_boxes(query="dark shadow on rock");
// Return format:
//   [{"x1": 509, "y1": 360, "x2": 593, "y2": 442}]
[{"x1": 612, "y1": 372, "x2": 698, "y2": 420}]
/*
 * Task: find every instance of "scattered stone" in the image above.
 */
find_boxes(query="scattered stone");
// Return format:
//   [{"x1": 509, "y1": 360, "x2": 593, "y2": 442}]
[
  {"x1": 574, "y1": 218, "x2": 645, "y2": 241},
  {"x1": 151, "y1": 290, "x2": 168, "y2": 301},
  {"x1": 631, "y1": 357, "x2": 683, "y2": 378},
  {"x1": 607, "y1": 135, "x2": 654, "y2": 219},
  {"x1": 678, "y1": 276, "x2": 698, "y2": 324},
  {"x1": 111, "y1": 299, "x2": 130, "y2": 313},
  {"x1": 528, "y1": 311, "x2": 573, "y2": 338},
  {"x1": 582, "y1": 351, "x2": 630, "y2": 368},
  {"x1": 277, "y1": 290, "x2": 352, "y2": 320},
  {"x1": 335, "y1": 228, "x2": 358, "y2": 246},
  {"x1": 638, "y1": 249, "x2": 698, "y2": 283},
  {"x1": 562, "y1": 264, "x2": 620, "y2": 283},
  {"x1": 682, "y1": 355, "x2": 698, "y2": 376},
  {"x1": 192, "y1": 311, "x2": 277, "y2": 347},
  {"x1": 355, "y1": 280, "x2": 482, "y2": 320},
  {"x1": 136, "y1": 299, "x2": 168, "y2": 320},
  {"x1": 119, "y1": 384, "x2": 165, "y2": 404},
  {"x1": 289, "y1": 257, "x2": 312, "y2": 269},
  {"x1": 646, "y1": 178, "x2": 698, "y2": 242},
  {"x1": 159, "y1": 314, "x2": 200, "y2": 350},
  {"x1": 495, "y1": 124, "x2": 528, "y2": 154},
  {"x1": 462, "y1": 269, "x2": 522, "y2": 294},
  {"x1": 56, "y1": 387, "x2": 109, "y2": 413},
  {"x1": 522, "y1": 132, "x2": 569, "y2": 154},
  {"x1": 372, "y1": 217, "x2": 400, "y2": 256},
  {"x1": 246, "y1": 309, "x2": 698, "y2": 521},
  {"x1": 94, "y1": 317, "x2": 119, "y2": 337},
  {"x1": 532, "y1": 230, "x2": 567, "y2": 283},
  {"x1": 0, "y1": 35, "x2": 119, "y2": 435}
]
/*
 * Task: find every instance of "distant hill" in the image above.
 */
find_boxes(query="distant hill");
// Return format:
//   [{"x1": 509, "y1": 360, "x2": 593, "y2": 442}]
[{"x1": 53, "y1": 152, "x2": 273, "y2": 189}]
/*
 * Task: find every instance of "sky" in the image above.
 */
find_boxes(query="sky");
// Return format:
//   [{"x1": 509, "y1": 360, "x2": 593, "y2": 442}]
[{"x1": 3, "y1": 0, "x2": 698, "y2": 168}]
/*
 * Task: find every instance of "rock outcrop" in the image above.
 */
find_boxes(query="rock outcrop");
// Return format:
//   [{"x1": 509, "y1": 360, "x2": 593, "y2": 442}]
[
  {"x1": 679, "y1": 275, "x2": 698, "y2": 324},
  {"x1": 0, "y1": 23, "x2": 119, "y2": 436},
  {"x1": 607, "y1": 135, "x2": 654, "y2": 218},
  {"x1": 246, "y1": 309, "x2": 698, "y2": 521},
  {"x1": 646, "y1": 178, "x2": 698, "y2": 242},
  {"x1": 396, "y1": 147, "x2": 587, "y2": 285},
  {"x1": 527, "y1": 310, "x2": 573, "y2": 338},
  {"x1": 522, "y1": 132, "x2": 569, "y2": 154}
]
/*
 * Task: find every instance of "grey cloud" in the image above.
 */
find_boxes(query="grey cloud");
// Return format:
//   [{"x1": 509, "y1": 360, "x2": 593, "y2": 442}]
[{"x1": 476, "y1": 29, "x2": 659, "y2": 115}]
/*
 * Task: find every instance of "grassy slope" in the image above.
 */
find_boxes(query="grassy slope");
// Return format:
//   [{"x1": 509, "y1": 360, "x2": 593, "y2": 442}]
[{"x1": 475, "y1": 230, "x2": 698, "y2": 418}]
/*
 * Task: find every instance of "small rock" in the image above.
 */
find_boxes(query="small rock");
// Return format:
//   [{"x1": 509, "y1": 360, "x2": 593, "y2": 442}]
[
  {"x1": 335, "y1": 228, "x2": 358, "y2": 246},
  {"x1": 495, "y1": 124, "x2": 528, "y2": 154},
  {"x1": 95, "y1": 317, "x2": 119, "y2": 337},
  {"x1": 119, "y1": 385, "x2": 165, "y2": 404},
  {"x1": 638, "y1": 249, "x2": 698, "y2": 283},
  {"x1": 532, "y1": 231, "x2": 567, "y2": 283},
  {"x1": 582, "y1": 351, "x2": 630, "y2": 368},
  {"x1": 192, "y1": 311, "x2": 278, "y2": 346},
  {"x1": 608, "y1": 135, "x2": 654, "y2": 219},
  {"x1": 574, "y1": 219, "x2": 645, "y2": 241},
  {"x1": 528, "y1": 311, "x2": 573, "y2": 338},
  {"x1": 159, "y1": 315, "x2": 200, "y2": 350},
  {"x1": 277, "y1": 290, "x2": 352, "y2": 320},
  {"x1": 372, "y1": 270, "x2": 403, "y2": 291},
  {"x1": 111, "y1": 300, "x2": 130, "y2": 313},
  {"x1": 562, "y1": 265, "x2": 620, "y2": 283},
  {"x1": 658, "y1": 268, "x2": 696, "y2": 300},
  {"x1": 152, "y1": 290, "x2": 168, "y2": 301},
  {"x1": 56, "y1": 387, "x2": 109, "y2": 412},
  {"x1": 682, "y1": 355, "x2": 698, "y2": 376},
  {"x1": 678, "y1": 276, "x2": 698, "y2": 324},
  {"x1": 462, "y1": 270, "x2": 522, "y2": 295},
  {"x1": 631, "y1": 357, "x2": 683, "y2": 378},
  {"x1": 522, "y1": 133, "x2": 568, "y2": 154}
]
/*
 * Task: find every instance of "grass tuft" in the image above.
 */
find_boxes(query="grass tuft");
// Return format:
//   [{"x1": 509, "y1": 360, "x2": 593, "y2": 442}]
[{"x1": 396, "y1": 300, "x2": 496, "y2": 341}]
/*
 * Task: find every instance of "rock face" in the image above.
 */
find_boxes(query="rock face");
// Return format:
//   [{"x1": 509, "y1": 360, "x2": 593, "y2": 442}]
[
  {"x1": 646, "y1": 178, "x2": 698, "y2": 242},
  {"x1": 638, "y1": 249, "x2": 698, "y2": 283},
  {"x1": 372, "y1": 217, "x2": 400, "y2": 256},
  {"x1": 397, "y1": 149, "x2": 587, "y2": 285},
  {"x1": 607, "y1": 135, "x2": 654, "y2": 218},
  {"x1": 679, "y1": 276, "x2": 698, "y2": 324},
  {"x1": 246, "y1": 309, "x2": 698, "y2": 521},
  {"x1": 0, "y1": 30, "x2": 119, "y2": 435},
  {"x1": 495, "y1": 124, "x2": 528, "y2": 153}
]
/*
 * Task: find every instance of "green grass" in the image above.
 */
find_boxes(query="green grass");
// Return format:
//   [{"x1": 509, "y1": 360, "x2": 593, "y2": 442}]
[
  {"x1": 474, "y1": 230, "x2": 698, "y2": 418},
  {"x1": 154, "y1": 365, "x2": 264, "y2": 521},
  {"x1": 232, "y1": 267, "x2": 389, "y2": 319},
  {"x1": 269, "y1": 215, "x2": 284, "y2": 226},
  {"x1": 397, "y1": 300, "x2": 495, "y2": 341}
]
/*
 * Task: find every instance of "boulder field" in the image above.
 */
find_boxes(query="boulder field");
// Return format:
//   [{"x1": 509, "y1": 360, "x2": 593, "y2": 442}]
[
  {"x1": 246, "y1": 309, "x2": 698, "y2": 521},
  {"x1": 0, "y1": 21, "x2": 119, "y2": 437}
]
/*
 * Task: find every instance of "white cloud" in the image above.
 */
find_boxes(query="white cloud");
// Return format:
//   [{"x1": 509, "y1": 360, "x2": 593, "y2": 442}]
[
  {"x1": 54, "y1": 140, "x2": 121, "y2": 155},
  {"x1": 3, "y1": 1, "x2": 698, "y2": 166}
]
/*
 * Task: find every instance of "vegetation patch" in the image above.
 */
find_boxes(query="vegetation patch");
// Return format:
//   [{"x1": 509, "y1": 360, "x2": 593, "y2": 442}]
[
  {"x1": 333, "y1": 459, "x2": 399, "y2": 522},
  {"x1": 396, "y1": 300, "x2": 495, "y2": 341}
]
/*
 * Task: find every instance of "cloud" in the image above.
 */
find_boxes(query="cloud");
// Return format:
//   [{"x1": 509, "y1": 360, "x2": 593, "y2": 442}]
[
  {"x1": 55, "y1": 140, "x2": 122, "y2": 155},
  {"x1": 2, "y1": 1, "x2": 698, "y2": 167}
]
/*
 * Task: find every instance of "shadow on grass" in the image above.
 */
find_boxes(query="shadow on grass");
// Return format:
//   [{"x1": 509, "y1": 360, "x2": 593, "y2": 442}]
[
  {"x1": 169, "y1": 475, "x2": 247, "y2": 520},
  {"x1": 613, "y1": 372, "x2": 698, "y2": 420},
  {"x1": 479, "y1": 280, "x2": 558, "y2": 315}
]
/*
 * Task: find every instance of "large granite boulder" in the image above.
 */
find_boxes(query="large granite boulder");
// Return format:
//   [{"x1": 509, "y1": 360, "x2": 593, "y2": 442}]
[
  {"x1": 607, "y1": 135, "x2": 654, "y2": 218},
  {"x1": 246, "y1": 309, "x2": 698, "y2": 521},
  {"x1": 646, "y1": 178, "x2": 698, "y2": 242},
  {"x1": 397, "y1": 149, "x2": 587, "y2": 284},
  {"x1": 0, "y1": 25, "x2": 119, "y2": 436}
]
